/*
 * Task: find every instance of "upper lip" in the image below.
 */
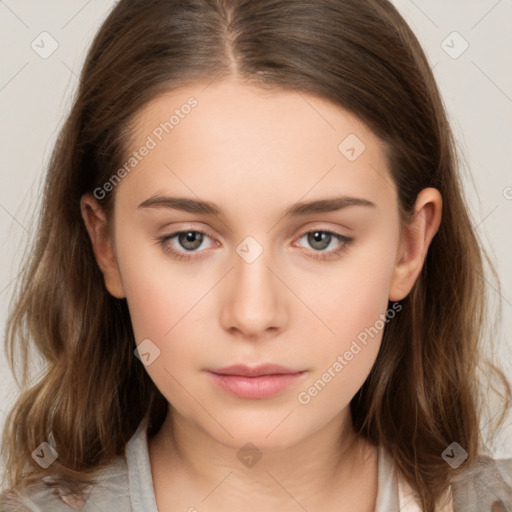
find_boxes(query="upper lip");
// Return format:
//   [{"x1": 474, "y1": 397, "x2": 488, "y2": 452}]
[{"x1": 207, "y1": 364, "x2": 304, "y2": 377}]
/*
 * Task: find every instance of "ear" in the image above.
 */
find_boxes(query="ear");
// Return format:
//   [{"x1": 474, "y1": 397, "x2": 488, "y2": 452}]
[
  {"x1": 389, "y1": 187, "x2": 442, "y2": 302},
  {"x1": 80, "y1": 193, "x2": 126, "y2": 299}
]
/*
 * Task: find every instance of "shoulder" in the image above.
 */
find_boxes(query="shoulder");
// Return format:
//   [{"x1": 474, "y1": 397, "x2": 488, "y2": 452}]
[
  {"x1": 395, "y1": 454, "x2": 512, "y2": 512},
  {"x1": 0, "y1": 479, "x2": 84, "y2": 512},
  {"x1": 450, "y1": 455, "x2": 512, "y2": 512},
  {"x1": 0, "y1": 456, "x2": 131, "y2": 512}
]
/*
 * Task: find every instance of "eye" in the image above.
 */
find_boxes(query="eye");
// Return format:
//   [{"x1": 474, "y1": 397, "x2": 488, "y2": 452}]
[
  {"x1": 157, "y1": 229, "x2": 218, "y2": 260},
  {"x1": 294, "y1": 229, "x2": 353, "y2": 260}
]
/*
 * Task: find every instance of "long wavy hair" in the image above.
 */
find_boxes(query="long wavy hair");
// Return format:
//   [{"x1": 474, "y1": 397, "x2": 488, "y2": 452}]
[{"x1": 1, "y1": 0, "x2": 510, "y2": 510}]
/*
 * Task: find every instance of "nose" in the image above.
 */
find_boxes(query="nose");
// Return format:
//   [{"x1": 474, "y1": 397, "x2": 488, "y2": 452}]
[{"x1": 219, "y1": 244, "x2": 288, "y2": 340}]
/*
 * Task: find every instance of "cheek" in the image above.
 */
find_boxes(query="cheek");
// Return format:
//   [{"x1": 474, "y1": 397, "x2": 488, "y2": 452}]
[
  {"x1": 117, "y1": 236, "x2": 222, "y2": 391},
  {"x1": 293, "y1": 234, "x2": 398, "y2": 399},
  {"x1": 115, "y1": 228, "x2": 206, "y2": 342},
  {"x1": 301, "y1": 236, "x2": 398, "y2": 347},
  {"x1": 119, "y1": 256, "x2": 210, "y2": 408},
  {"x1": 122, "y1": 270, "x2": 182, "y2": 343}
]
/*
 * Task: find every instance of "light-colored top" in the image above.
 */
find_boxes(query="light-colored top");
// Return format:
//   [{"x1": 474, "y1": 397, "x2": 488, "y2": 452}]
[
  {"x1": 3, "y1": 415, "x2": 511, "y2": 511},
  {"x1": 124, "y1": 415, "x2": 452, "y2": 511}
]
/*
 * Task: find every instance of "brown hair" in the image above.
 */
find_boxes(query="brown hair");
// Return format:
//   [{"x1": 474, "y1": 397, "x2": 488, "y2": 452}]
[{"x1": 1, "y1": 0, "x2": 510, "y2": 510}]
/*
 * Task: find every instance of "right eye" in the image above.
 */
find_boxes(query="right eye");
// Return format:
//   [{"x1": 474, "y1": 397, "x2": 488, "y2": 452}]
[{"x1": 158, "y1": 229, "x2": 219, "y2": 260}]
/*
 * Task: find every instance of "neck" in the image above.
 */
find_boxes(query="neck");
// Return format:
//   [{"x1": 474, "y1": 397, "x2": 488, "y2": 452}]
[{"x1": 148, "y1": 405, "x2": 378, "y2": 511}]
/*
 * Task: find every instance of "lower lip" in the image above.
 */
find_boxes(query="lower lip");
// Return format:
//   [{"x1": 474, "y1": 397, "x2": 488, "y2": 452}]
[{"x1": 206, "y1": 371, "x2": 306, "y2": 399}]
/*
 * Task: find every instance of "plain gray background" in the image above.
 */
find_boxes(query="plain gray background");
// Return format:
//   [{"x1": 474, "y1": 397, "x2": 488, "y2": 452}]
[{"x1": 0, "y1": 0, "x2": 511, "y2": 482}]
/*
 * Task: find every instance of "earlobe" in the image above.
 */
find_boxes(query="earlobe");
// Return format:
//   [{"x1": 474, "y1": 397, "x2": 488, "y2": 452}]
[
  {"x1": 389, "y1": 188, "x2": 442, "y2": 302},
  {"x1": 80, "y1": 194, "x2": 126, "y2": 299}
]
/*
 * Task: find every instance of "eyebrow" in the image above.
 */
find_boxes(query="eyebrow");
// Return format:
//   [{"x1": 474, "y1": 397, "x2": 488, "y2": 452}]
[{"x1": 137, "y1": 194, "x2": 376, "y2": 217}]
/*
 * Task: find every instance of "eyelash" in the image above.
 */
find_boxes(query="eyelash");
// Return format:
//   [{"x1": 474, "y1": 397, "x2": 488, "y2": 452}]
[{"x1": 157, "y1": 228, "x2": 353, "y2": 261}]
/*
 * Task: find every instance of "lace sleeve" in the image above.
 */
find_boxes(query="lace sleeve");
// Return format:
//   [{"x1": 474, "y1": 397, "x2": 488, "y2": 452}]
[
  {"x1": 450, "y1": 456, "x2": 512, "y2": 512},
  {"x1": 0, "y1": 456, "x2": 131, "y2": 512}
]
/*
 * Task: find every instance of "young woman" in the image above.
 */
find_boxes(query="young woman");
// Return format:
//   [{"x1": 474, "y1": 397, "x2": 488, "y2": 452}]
[{"x1": 1, "y1": 0, "x2": 511, "y2": 511}]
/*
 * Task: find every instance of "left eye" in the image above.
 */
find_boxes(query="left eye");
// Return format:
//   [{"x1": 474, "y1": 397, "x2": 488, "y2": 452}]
[
  {"x1": 157, "y1": 228, "x2": 352, "y2": 261},
  {"x1": 295, "y1": 229, "x2": 353, "y2": 258}
]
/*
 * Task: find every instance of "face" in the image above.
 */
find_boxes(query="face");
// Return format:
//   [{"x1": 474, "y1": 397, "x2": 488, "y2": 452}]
[{"x1": 83, "y1": 79, "x2": 431, "y2": 452}]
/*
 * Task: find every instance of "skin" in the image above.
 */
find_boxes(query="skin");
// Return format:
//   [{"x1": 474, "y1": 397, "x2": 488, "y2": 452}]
[{"x1": 81, "y1": 78, "x2": 442, "y2": 511}]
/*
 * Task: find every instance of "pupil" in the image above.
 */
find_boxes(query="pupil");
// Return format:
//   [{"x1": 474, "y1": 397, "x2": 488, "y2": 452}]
[
  {"x1": 179, "y1": 231, "x2": 203, "y2": 250},
  {"x1": 309, "y1": 231, "x2": 330, "y2": 250}
]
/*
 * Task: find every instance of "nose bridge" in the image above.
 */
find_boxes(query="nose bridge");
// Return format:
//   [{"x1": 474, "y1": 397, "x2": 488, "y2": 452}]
[
  {"x1": 233, "y1": 234, "x2": 278, "y2": 306},
  {"x1": 220, "y1": 234, "x2": 286, "y2": 335}
]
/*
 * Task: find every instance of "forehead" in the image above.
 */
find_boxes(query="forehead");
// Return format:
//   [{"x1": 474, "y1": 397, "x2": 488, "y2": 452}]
[{"x1": 117, "y1": 79, "x2": 396, "y2": 217}]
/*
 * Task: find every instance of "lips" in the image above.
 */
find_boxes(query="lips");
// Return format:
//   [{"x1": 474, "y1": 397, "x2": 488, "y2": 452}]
[
  {"x1": 207, "y1": 363, "x2": 303, "y2": 377},
  {"x1": 205, "y1": 364, "x2": 307, "y2": 399}
]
